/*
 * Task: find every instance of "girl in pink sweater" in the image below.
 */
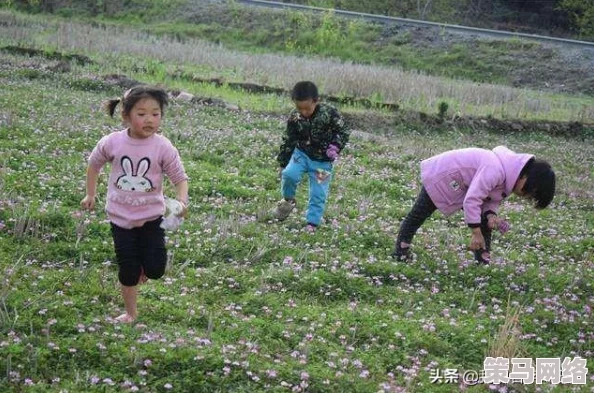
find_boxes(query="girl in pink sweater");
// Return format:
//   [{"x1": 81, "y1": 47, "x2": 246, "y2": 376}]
[
  {"x1": 81, "y1": 86, "x2": 189, "y2": 323},
  {"x1": 393, "y1": 146, "x2": 555, "y2": 264}
]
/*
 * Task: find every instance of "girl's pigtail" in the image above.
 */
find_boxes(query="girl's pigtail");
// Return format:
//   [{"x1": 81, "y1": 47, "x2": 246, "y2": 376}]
[{"x1": 104, "y1": 98, "x2": 121, "y2": 117}]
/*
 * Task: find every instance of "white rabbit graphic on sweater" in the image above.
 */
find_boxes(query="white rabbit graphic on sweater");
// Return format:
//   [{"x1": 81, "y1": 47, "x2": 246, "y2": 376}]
[{"x1": 116, "y1": 156, "x2": 154, "y2": 192}]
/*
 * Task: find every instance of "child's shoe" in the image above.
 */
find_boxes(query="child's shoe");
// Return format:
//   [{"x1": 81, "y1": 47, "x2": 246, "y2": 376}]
[
  {"x1": 391, "y1": 244, "x2": 411, "y2": 261},
  {"x1": 304, "y1": 223, "x2": 317, "y2": 233},
  {"x1": 474, "y1": 249, "x2": 491, "y2": 265},
  {"x1": 273, "y1": 199, "x2": 295, "y2": 221}
]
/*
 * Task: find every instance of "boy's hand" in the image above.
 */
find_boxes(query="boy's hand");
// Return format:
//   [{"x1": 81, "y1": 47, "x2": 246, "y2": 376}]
[
  {"x1": 470, "y1": 228, "x2": 486, "y2": 251},
  {"x1": 278, "y1": 167, "x2": 284, "y2": 180},
  {"x1": 80, "y1": 195, "x2": 95, "y2": 211},
  {"x1": 326, "y1": 144, "x2": 340, "y2": 161}
]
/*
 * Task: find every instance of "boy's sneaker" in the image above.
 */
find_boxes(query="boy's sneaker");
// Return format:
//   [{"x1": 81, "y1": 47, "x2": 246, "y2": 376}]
[
  {"x1": 273, "y1": 199, "x2": 295, "y2": 221},
  {"x1": 391, "y1": 245, "x2": 411, "y2": 262},
  {"x1": 304, "y1": 223, "x2": 317, "y2": 233}
]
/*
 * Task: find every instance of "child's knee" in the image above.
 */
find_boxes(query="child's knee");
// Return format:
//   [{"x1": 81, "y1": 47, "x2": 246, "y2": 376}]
[
  {"x1": 144, "y1": 250, "x2": 167, "y2": 279},
  {"x1": 144, "y1": 265, "x2": 166, "y2": 280},
  {"x1": 119, "y1": 268, "x2": 141, "y2": 286},
  {"x1": 282, "y1": 168, "x2": 301, "y2": 184}
]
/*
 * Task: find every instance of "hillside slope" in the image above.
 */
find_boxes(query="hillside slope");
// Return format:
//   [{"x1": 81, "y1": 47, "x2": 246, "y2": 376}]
[
  {"x1": 178, "y1": 0, "x2": 594, "y2": 95},
  {"x1": 4, "y1": 0, "x2": 594, "y2": 96}
]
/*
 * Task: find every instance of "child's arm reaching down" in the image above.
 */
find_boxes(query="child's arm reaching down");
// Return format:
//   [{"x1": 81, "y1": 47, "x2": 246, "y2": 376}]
[
  {"x1": 162, "y1": 143, "x2": 189, "y2": 217},
  {"x1": 81, "y1": 165, "x2": 100, "y2": 211},
  {"x1": 174, "y1": 179, "x2": 189, "y2": 217},
  {"x1": 160, "y1": 180, "x2": 188, "y2": 232},
  {"x1": 470, "y1": 227, "x2": 486, "y2": 251}
]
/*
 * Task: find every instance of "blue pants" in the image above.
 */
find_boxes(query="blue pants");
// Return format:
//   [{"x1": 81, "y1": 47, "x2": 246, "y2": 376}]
[{"x1": 281, "y1": 149, "x2": 333, "y2": 226}]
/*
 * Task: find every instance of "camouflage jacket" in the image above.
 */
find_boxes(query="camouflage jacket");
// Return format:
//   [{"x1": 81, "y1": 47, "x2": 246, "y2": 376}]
[{"x1": 277, "y1": 103, "x2": 350, "y2": 167}]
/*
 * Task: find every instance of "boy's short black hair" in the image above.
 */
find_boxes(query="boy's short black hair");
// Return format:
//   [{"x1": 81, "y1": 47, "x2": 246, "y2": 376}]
[
  {"x1": 291, "y1": 81, "x2": 319, "y2": 101},
  {"x1": 520, "y1": 158, "x2": 555, "y2": 209}
]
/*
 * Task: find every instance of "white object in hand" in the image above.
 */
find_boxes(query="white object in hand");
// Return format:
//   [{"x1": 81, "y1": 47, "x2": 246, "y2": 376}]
[{"x1": 160, "y1": 198, "x2": 184, "y2": 231}]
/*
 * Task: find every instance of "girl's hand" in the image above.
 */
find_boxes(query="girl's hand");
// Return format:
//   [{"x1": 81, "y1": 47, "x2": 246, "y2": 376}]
[
  {"x1": 487, "y1": 215, "x2": 510, "y2": 234},
  {"x1": 497, "y1": 220, "x2": 510, "y2": 234},
  {"x1": 487, "y1": 215, "x2": 501, "y2": 230},
  {"x1": 176, "y1": 200, "x2": 188, "y2": 218},
  {"x1": 80, "y1": 195, "x2": 95, "y2": 211},
  {"x1": 470, "y1": 228, "x2": 486, "y2": 251}
]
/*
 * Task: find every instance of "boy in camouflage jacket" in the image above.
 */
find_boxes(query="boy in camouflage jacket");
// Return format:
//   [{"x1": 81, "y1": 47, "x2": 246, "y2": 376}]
[{"x1": 274, "y1": 81, "x2": 350, "y2": 231}]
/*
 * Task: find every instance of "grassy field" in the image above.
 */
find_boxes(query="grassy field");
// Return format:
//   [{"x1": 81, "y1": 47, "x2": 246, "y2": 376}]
[
  {"x1": 1, "y1": 8, "x2": 594, "y2": 393},
  {"x1": 1, "y1": 10, "x2": 594, "y2": 123},
  {"x1": 8, "y1": 0, "x2": 593, "y2": 93}
]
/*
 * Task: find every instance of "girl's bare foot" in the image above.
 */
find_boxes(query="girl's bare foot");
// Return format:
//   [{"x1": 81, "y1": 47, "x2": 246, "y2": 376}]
[{"x1": 115, "y1": 313, "x2": 136, "y2": 323}]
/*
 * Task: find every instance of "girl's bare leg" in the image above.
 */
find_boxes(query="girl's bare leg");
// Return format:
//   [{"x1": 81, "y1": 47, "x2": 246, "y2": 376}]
[{"x1": 116, "y1": 285, "x2": 138, "y2": 323}]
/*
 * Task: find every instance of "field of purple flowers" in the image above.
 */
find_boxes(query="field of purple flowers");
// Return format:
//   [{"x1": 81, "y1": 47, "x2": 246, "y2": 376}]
[{"x1": 0, "y1": 51, "x2": 593, "y2": 392}]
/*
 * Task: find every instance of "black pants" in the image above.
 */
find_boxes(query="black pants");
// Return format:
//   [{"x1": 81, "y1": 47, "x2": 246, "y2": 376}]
[
  {"x1": 396, "y1": 187, "x2": 492, "y2": 253},
  {"x1": 110, "y1": 218, "x2": 167, "y2": 286}
]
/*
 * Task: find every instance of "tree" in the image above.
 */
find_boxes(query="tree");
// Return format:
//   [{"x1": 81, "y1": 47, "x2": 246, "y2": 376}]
[
  {"x1": 417, "y1": 0, "x2": 433, "y2": 19},
  {"x1": 559, "y1": 0, "x2": 594, "y2": 38}
]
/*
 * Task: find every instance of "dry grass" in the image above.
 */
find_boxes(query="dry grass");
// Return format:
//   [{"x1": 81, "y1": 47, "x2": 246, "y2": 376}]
[
  {"x1": 487, "y1": 299, "x2": 523, "y2": 359},
  {"x1": 1, "y1": 11, "x2": 593, "y2": 121}
]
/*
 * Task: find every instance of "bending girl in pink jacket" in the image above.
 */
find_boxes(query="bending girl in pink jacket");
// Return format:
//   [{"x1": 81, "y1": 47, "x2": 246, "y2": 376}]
[{"x1": 393, "y1": 146, "x2": 555, "y2": 264}]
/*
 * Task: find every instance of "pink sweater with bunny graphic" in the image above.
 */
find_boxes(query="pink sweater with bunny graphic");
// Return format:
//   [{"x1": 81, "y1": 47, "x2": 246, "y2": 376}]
[{"x1": 88, "y1": 129, "x2": 188, "y2": 229}]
